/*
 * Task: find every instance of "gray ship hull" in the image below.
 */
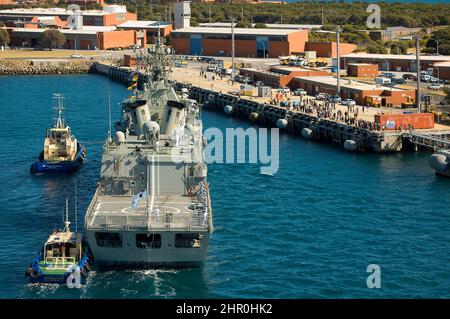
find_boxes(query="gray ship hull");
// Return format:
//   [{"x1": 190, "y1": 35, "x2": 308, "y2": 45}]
[{"x1": 85, "y1": 230, "x2": 210, "y2": 267}]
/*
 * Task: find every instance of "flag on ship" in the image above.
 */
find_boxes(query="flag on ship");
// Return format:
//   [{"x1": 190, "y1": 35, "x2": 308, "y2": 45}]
[
  {"x1": 131, "y1": 189, "x2": 147, "y2": 209},
  {"x1": 127, "y1": 71, "x2": 139, "y2": 90}
]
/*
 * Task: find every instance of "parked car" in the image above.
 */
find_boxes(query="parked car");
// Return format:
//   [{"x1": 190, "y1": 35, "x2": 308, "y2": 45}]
[
  {"x1": 235, "y1": 76, "x2": 251, "y2": 84},
  {"x1": 439, "y1": 79, "x2": 449, "y2": 85},
  {"x1": 293, "y1": 89, "x2": 307, "y2": 96},
  {"x1": 289, "y1": 60, "x2": 305, "y2": 67},
  {"x1": 328, "y1": 95, "x2": 342, "y2": 103},
  {"x1": 421, "y1": 74, "x2": 431, "y2": 82},
  {"x1": 277, "y1": 86, "x2": 291, "y2": 94},
  {"x1": 315, "y1": 93, "x2": 328, "y2": 100},
  {"x1": 429, "y1": 77, "x2": 439, "y2": 83},
  {"x1": 403, "y1": 73, "x2": 416, "y2": 80},
  {"x1": 70, "y1": 54, "x2": 83, "y2": 59},
  {"x1": 342, "y1": 99, "x2": 356, "y2": 106},
  {"x1": 381, "y1": 72, "x2": 395, "y2": 78},
  {"x1": 428, "y1": 83, "x2": 443, "y2": 90}
]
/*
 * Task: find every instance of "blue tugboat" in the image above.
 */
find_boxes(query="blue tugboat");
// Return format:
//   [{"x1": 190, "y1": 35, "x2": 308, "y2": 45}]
[
  {"x1": 30, "y1": 94, "x2": 85, "y2": 174},
  {"x1": 25, "y1": 199, "x2": 92, "y2": 284}
]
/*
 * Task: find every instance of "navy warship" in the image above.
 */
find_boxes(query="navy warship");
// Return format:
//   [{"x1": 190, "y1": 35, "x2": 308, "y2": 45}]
[{"x1": 84, "y1": 34, "x2": 213, "y2": 267}]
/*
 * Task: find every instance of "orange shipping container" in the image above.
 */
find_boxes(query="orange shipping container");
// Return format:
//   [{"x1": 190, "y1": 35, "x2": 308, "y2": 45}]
[{"x1": 375, "y1": 113, "x2": 434, "y2": 130}]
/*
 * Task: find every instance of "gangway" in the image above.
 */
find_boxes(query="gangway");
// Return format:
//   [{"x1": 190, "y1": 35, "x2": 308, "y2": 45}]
[{"x1": 403, "y1": 131, "x2": 450, "y2": 150}]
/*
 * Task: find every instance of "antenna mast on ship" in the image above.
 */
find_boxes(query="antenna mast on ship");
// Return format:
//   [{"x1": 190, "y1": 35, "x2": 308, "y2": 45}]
[
  {"x1": 53, "y1": 93, "x2": 65, "y2": 129},
  {"x1": 63, "y1": 198, "x2": 71, "y2": 233}
]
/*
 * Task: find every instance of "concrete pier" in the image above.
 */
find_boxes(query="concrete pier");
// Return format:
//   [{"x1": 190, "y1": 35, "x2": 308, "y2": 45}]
[
  {"x1": 92, "y1": 61, "x2": 450, "y2": 154},
  {"x1": 187, "y1": 85, "x2": 405, "y2": 152}
]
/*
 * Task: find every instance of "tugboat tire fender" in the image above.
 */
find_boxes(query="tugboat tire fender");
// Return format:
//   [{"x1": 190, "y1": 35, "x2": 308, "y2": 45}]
[
  {"x1": 80, "y1": 267, "x2": 88, "y2": 277},
  {"x1": 29, "y1": 268, "x2": 41, "y2": 279},
  {"x1": 83, "y1": 262, "x2": 91, "y2": 272}
]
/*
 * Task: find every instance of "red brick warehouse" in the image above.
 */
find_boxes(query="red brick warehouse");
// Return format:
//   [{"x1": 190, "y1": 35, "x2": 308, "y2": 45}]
[{"x1": 171, "y1": 27, "x2": 309, "y2": 58}]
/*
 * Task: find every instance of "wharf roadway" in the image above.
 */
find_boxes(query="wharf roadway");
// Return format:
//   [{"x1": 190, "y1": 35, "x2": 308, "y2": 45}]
[{"x1": 171, "y1": 61, "x2": 450, "y2": 131}]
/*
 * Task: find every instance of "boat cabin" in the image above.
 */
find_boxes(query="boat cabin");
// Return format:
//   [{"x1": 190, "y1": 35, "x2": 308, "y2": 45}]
[
  {"x1": 43, "y1": 231, "x2": 83, "y2": 265},
  {"x1": 43, "y1": 127, "x2": 76, "y2": 161}
]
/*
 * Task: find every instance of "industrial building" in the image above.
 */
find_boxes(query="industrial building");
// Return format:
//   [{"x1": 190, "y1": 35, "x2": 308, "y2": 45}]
[
  {"x1": 171, "y1": 27, "x2": 308, "y2": 58},
  {"x1": 240, "y1": 66, "x2": 329, "y2": 87},
  {"x1": 1, "y1": 5, "x2": 145, "y2": 50},
  {"x1": 304, "y1": 42, "x2": 357, "y2": 58},
  {"x1": 10, "y1": 27, "x2": 145, "y2": 50},
  {"x1": 0, "y1": 5, "x2": 137, "y2": 27},
  {"x1": 117, "y1": 20, "x2": 172, "y2": 44},
  {"x1": 341, "y1": 53, "x2": 450, "y2": 72},
  {"x1": 368, "y1": 26, "x2": 423, "y2": 41},
  {"x1": 434, "y1": 62, "x2": 450, "y2": 81},
  {"x1": 293, "y1": 76, "x2": 416, "y2": 108},
  {"x1": 198, "y1": 22, "x2": 322, "y2": 30},
  {"x1": 346, "y1": 63, "x2": 379, "y2": 78},
  {"x1": 170, "y1": 1, "x2": 356, "y2": 58}
]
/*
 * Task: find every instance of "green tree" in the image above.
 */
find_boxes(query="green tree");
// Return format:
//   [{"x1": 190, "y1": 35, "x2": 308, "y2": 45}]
[
  {"x1": 235, "y1": 21, "x2": 252, "y2": 28},
  {"x1": 0, "y1": 28, "x2": 10, "y2": 47},
  {"x1": 439, "y1": 44, "x2": 450, "y2": 56},
  {"x1": 164, "y1": 35, "x2": 172, "y2": 46},
  {"x1": 422, "y1": 47, "x2": 436, "y2": 55},
  {"x1": 253, "y1": 23, "x2": 267, "y2": 29},
  {"x1": 40, "y1": 29, "x2": 65, "y2": 50},
  {"x1": 389, "y1": 42, "x2": 408, "y2": 54}
]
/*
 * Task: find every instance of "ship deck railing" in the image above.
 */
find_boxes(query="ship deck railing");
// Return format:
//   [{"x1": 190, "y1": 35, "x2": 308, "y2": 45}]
[
  {"x1": 87, "y1": 212, "x2": 208, "y2": 231},
  {"x1": 85, "y1": 191, "x2": 210, "y2": 232}
]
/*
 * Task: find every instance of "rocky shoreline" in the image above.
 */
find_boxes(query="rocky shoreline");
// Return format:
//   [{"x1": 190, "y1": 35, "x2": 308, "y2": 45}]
[{"x1": 0, "y1": 60, "x2": 94, "y2": 75}]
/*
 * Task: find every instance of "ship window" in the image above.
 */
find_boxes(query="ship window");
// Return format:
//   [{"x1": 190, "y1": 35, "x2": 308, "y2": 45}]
[
  {"x1": 136, "y1": 234, "x2": 161, "y2": 249},
  {"x1": 166, "y1": 109, "x2": 172, "y2": 122},
  {"x1": 95, "y1": 232, "x2": 122, "y2": 248},
  {"x1": 175, "y1": 233, "x2": 202, "y2": 248}
]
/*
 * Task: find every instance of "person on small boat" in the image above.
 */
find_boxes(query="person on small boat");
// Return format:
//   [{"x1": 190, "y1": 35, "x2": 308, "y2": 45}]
[{"x1": 59, "y1": 243, "x2": 66, "y2": 257}]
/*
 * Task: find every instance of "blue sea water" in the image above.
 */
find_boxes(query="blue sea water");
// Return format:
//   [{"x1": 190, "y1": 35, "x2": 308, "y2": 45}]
[{"x1": 0, "y1": 74, "x2": 450, "y2": 299}]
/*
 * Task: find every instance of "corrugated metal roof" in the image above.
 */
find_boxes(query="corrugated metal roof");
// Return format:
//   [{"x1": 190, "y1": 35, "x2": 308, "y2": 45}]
[
  {"x1": 118, "y1": 20, "x2": 171, "y2": 29},
  {"x1": 343, "y1": 53, "x2": 450, "y2": 62},
  {"x1": 172, "y1": 27, "x2": 303, "y2": 36},
  {"x1": 295, "y1": 76, "x2": 410, "y2": 92},
  {"x1": 0, "y1": 8, "x2": 107, "y2": 16}
]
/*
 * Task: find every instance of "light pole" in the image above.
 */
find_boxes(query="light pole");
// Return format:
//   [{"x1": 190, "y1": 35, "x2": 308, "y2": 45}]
[
  {"x1": 382, "y1": 59, "x2": 389, "y2": 72},
  {"x1": 336, "y1": 25, "x2": 342, "y2": 96},
  {"x1": 429, "y1": 38, "x2": 439, "y2": 55},
  {"x1": 415, "y1": 35, "x2": 421, "y2": 112}
]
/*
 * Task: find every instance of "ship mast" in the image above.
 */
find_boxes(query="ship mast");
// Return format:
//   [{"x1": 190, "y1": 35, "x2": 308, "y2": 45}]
[
  {"x1": 63, "y1": 198, "x2": 71, "y2": 233},
  {"x1": 53, "y1": 93, "x2": 65, "y2": 129}
]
